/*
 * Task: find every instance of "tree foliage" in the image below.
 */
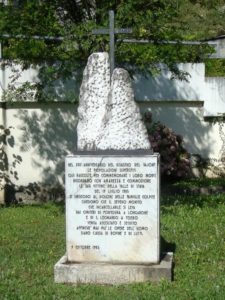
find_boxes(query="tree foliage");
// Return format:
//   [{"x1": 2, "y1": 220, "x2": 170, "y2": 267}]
[
  {"x1": 175, "y1": 0, "x2": 225, "y2": 40},
  {"x1": 205, "y1": 58, "x2": 225, "y2": 76},
  {"x1": 0, "y1": 0, "x2": 216, "y2": 73}
]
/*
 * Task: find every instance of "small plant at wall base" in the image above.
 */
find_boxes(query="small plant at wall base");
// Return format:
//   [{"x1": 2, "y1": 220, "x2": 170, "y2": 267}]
[{"x1": 144, "y1": 112, "x2": 191, "y2": 180}]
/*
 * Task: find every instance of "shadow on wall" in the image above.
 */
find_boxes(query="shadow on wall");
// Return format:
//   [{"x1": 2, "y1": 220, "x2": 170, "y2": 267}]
[
  {"x1": 2, "y1": 62, "x2": 221, "y2": 204},
  {"x1": 2, "y1": 104, "x2": 77, "y2": 205},
  {"x1": 16, "y1": 104, "x2": 214, "y2": 180},
  {"x1": 37, "y1": 61, "x2": 85, "y2": 102},
  {"x1": 133, "y1": 64, "x2": 205, "y2": 101},
  {"x1": 3, "y1": 104, "x2": 218, "y2": 206},
  {"x1": 15, "y1": 103, "x2": 78, "y2": 186},
  {"x1": 140, "y1": 105, "x2": 215, "y2": 158},
  {"x1": 133, "y1": 65, "x2": 215, "y2": 160},
  {"x1": 0, "y1": 126, "x2": 24, "y2": 206},
  {"x1": 41, "y1": 68, "x2": 81, "y2": 102},
  {"x1": 0, "y1": 61, "x2": 83, "y2": 103},
  {"x1": 1, "y1": 61, "x2": 205, "y2": 103},
  {"x1": 1, "y1": 61, "x2": 82, "y2": 205}
]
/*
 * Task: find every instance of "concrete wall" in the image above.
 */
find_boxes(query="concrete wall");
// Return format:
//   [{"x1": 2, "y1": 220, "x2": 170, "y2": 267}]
[
  {"x1": 0, "y1": 62, "x2": 80, "y2": 102},
  {"x1": 133, "y1": 63, "x2": 205, "y2": 101},
  {"x1": 1, "y1": 102, "x2": 78, "y2": 204},
  {"x1": 3, "y1": 102, "x2": 77, "y2": 185},
  {"x1": 133, "y1": 64, "x2": 225, "y2": 117},
  {"x1": 2, "y1": 62, "x2": 224, "y2": 116},
  {"x1": 204, "y1": 77, "x2": 225, "y2": 116},
  {"x1": 1, "y1": 62, "x2": 206, "y2": 102},
  {"x1": 2, "y1": 101, "x2": 225, "y2": 183},
  {"x1": 0, "y1": 61, "x2": 225, "y2": 203}
]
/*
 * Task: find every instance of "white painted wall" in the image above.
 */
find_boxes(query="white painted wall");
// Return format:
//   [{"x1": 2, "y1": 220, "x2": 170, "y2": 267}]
[
  {"x1": 0, "y1": 60, "x2": 225, "y2": 194},
  {"x1": 141, "y1": 105, "x2": 224, "y2": 158},
  {"x1": 0, "y1": 62, "x2": 80, "y2": 102},
  {"x1": 204, "y1": 77, "x2": 225, "y2": 117},
  {"x1": 1, "y1": 61, "x2": 225, "y2": 117},
  {"x1": 133, "y1": 64, "x2": 225, "y2": 117},
  {"x1": 4, "y1": 103, "x2": 77, "y2": 186},
  {"x1": 0, "y1": 63, "x2": 39, "y2": 92},
  {"x1": 133, "y1": 63, "x2": 206, "y2": 101},
  {"x1": 1, "y1": 101, "x2": 224, "y2": 189}
]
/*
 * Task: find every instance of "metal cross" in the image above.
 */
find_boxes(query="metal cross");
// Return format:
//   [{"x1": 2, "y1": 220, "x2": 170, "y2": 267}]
[{"x1": 92, "y1": 10, "x2": 132, "y2": 79}]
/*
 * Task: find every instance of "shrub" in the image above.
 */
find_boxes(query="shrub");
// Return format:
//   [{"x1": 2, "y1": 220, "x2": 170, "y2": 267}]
[{"x1": 144, "y1": 112, "x2": 191, "y2": 180}]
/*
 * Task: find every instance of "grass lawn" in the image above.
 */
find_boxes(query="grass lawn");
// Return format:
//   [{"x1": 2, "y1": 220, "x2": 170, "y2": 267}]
[{"x1": 0, "y1": 192, "x2": 225, "y2": 299}]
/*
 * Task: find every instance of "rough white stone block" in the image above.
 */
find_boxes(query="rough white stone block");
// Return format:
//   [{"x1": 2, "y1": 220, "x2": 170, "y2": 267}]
[
  {"x1": 77, "y1": 53, "x2": 110, "y2": 150},
  {"x1": 77, "y1": 52, "x2": 151, "y2": 151}
]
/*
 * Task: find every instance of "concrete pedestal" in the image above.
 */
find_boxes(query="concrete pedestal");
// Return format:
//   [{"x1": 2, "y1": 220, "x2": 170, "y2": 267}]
[{"x1": 54, "y1": 252, "x2": 173, "y2": 285}]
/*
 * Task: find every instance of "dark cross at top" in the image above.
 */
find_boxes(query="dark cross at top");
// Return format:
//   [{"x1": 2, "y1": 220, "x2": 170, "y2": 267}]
[{"x1": 92, "y1": 10, "x2": 132, "y2": 79}]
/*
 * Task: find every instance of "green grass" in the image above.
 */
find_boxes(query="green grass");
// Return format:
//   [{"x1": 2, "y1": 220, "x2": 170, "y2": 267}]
[{"x1": 0, "y1": 195, "x2": 225, "y2": 300}]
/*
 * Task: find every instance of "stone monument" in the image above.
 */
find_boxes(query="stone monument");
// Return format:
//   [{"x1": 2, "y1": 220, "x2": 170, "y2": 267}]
[{"x1": 54, "y1": 52, "x2": 173, "y2": 284}]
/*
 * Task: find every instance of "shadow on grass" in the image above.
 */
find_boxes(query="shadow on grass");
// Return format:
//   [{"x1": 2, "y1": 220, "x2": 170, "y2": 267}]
[
  {"x1": 161, "y1": 192, "x2": 225, "y2": 209},
  {"x1": 161, "y1": 236, "x2": 176, "y2": 253},
  {"x1": 161, "y1": 177, "x2": 225, "y2": 208},
  {"x1": 2, "y1": 201, "x2": 65, "y2": 214},
  {"x1": 161, "y1": 177, "x2": 225, "y2": 193},
  {"x1": 161, "y1": 237, "x2": 176, "y2": 281},
  {"x1": 171, "y1": 177, "x2": 225, "y2": 188}
]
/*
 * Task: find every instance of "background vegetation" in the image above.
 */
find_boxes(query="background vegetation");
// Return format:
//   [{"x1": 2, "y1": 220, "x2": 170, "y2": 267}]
[
  {"x1": 1, "y1": 1, "x2": 223, "y2": 74},
  {"x1": 205, "y1": 58, "x2": 225, "y2": 76}
]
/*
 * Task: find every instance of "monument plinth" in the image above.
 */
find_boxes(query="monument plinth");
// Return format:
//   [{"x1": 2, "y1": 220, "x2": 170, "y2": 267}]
[{"x1": 54, "y1": 51, "x2": 173, "y2": 284}]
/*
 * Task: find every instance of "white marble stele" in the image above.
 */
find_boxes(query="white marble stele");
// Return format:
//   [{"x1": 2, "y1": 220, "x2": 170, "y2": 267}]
[
  {"x1": 54, "y1": 152, "x2": 173, "y2": 284},
  {"x1": 66, "y1": 153, "x2": 160, "y2": 264}
]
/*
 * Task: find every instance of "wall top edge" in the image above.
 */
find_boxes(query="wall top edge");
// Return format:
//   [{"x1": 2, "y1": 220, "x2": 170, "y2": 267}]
[
  {"x1": 0, "y1": 100, "x2": 205, "y2": 109},
  {"x1": 0, "y1": 101, "x2": 79, "y2": 108},
  {"x1": 137, "y1": 100, "x2": 204, "y2": 107},
  {"x1": 67, "y1": 150, "x2": 156, "y2": 156}
]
